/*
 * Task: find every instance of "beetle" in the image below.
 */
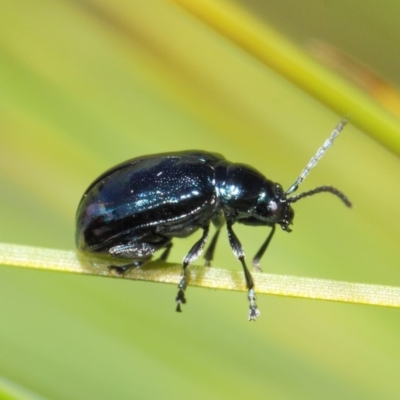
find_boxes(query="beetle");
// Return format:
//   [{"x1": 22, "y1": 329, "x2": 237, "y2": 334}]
[{"x1": 76, "y1": 120, "x2": 351, "y2": 320}]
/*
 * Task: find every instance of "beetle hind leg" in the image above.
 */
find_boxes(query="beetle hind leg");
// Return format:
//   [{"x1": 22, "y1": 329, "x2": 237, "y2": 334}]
[
  {"x1": 107, "y1": 240, "x2": 161, "y2": 275},
  {"x1": 176, "y1": 226, "x2": 210, "y2": 312},
  {"x1": 109, "y1": 258, "x2": 150, "y2": 275},
  {"x1": 158, "y1": 242, "x2": 173, "y2": 262}
]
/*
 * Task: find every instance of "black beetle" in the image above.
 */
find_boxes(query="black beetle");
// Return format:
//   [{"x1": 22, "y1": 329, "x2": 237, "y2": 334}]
[{"x1": 76, "y1": 120, "x2": 351, "y2": 320}]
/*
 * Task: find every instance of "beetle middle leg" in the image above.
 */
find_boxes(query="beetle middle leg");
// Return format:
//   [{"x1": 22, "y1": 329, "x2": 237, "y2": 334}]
[
  {"x1": 203, "y1": 229, "x2": 221, "y2": 267},
  {"x1": 203, "y1": 213, "x2": 224, "y2": 266},
  {"x1": 226, "y1": 222, "x2": 260, "y2": 321},
  {"x1": 176, "y1": 226, "x2": 210, "y2": 312}
]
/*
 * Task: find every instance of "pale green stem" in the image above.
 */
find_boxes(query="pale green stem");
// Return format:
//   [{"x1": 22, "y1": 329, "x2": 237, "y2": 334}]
[{"x1": 0, "y1": 243, "x2": 399, "y2": 308}]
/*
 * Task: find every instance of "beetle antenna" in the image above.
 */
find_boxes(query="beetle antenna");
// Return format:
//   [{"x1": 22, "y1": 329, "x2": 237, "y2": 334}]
[
  {"x1": 285, "y1": 119, "x2": 348, "y2": 195},
  {"x1": 288, "y1": 185, "x2": 352, "y2": 207}
]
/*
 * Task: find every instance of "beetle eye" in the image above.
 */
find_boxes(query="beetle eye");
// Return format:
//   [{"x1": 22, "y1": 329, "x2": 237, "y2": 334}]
[{"x1": 268, "y1": 199, "x2": 282, "y2": 218}]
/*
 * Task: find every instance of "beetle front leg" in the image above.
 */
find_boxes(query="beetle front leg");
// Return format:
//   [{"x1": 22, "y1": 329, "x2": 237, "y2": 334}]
[
  {"x1": 226, "y1": 223, "x2": 260, "y2": 321},
  {"x1": 176, "y1": 226, "x2": 209, "y2": 312},
  {"x1": 252, "y1": 225, "x2": 276, "y2": 272}
]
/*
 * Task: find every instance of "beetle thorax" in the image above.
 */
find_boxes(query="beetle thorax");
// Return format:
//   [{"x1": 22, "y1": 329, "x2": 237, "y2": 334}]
[{"x1": 214, "y1": 163, "x2": 294, "y2": 230}]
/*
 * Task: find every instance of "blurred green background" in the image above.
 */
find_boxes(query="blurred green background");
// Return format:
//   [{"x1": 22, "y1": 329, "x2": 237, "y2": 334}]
[{"x1": 0, "y1": 1, "x2": 399, "y2": 399}]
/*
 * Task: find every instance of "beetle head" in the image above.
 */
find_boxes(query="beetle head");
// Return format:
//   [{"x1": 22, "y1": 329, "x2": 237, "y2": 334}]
[
  {"x1": 252, "y1": 183, "x2": 294, "y2": 231},
  {"x1": 268, "y1": 183, "x2": 294, "y2": 232},
  {"x1": 254, "y1": 183, "x2": 351, "y2": 233}
]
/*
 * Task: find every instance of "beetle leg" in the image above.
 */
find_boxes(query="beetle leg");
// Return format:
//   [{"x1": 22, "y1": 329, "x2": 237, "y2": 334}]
[
  {"x1": 203, "y1": 229, "x2": 221, "y2": 267},
  {"x1": 157, "y1": 241, "x2": 172, "y2": 262},
  {"x1": 203, "y1": 212, "x2": 224, "y2": 266},
  {"x1": 109, "y1": 259, "x2": 150, "y2": 275},
  {"x1": 108, "y1": 240, "x2": 161, "y2": 275},
  {"x1": 252, "y1": 224, "x2": 276, "y2": 272},
  {"x1": 226, "y1": 223, "x2": 260, "y2": 321},
  {"x1": 176, "y1": 226, "x2": 210, "y2": 312},
  {"x1": 109, "y1": 242, "x2": 158, "y2": 258}
]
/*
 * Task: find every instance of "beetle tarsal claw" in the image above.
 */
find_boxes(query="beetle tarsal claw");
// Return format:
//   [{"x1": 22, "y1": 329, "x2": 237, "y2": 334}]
[
  {"x1": 252, "y1": 261, "x2": 262, "y2": 272},
  {"x1": 247, "y1": 289, "x2": 260, "y2": 321},
  {"x1": 109, "y1": 265, "x2": 124, "y2": 276},
  {"x1": 175, "y1": 289, "x2": 187, "y2": 312},
  {"x1": 175, "y1": 275, "x2": 188, "y2": 312}
]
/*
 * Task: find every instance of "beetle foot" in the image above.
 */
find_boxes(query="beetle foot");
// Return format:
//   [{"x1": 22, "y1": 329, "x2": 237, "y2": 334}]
[
  {"x1": 175, "y1": 276, "x2": 187, "y2": 312},
  {"x1": 252, "y1": 261, "x2": 263, "y2": 273},
  {"x1": 108, "y1": 260, "x2": 144, "y2": 276},
  {"x1": 247, "y1": 288, "x2": 260, "y2": 321},
  {"x1": 175, "y1": 289, "x2": 187, "y2": 312},
  {"x1": 109, "y1": 265, "x2": 129, "y2": 275}
]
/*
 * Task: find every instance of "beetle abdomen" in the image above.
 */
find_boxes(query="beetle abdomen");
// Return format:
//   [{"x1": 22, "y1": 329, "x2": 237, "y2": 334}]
[{"x1": 76, "y1": 154, "x2": 219, "y2": 253}]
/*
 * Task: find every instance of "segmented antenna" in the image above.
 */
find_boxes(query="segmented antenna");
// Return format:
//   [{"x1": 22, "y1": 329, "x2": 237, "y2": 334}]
[
  {"x1": 288, "y1": 185, "x2": 352, "y2": 207},
  {"x1": 285, "y1": 119, "x2": 348, "y2": 195}
]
